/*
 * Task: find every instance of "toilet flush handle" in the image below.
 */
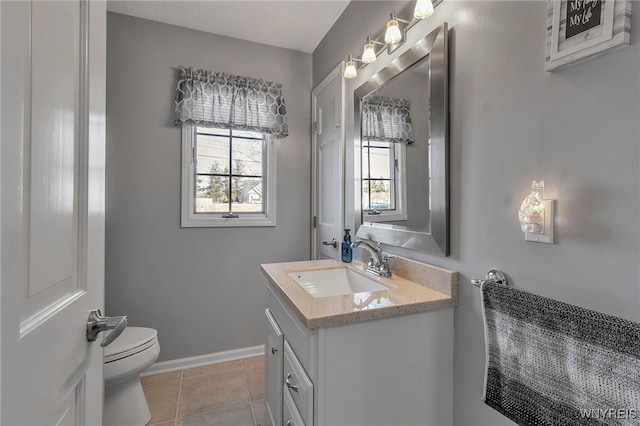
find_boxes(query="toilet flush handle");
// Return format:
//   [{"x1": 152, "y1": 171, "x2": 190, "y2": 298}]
[{"x1": 86, "y1": 309, "x2": 128, "y2": 347}]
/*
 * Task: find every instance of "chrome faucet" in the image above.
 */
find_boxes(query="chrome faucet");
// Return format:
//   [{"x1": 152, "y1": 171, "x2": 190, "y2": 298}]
[{"x1": 351, "y1": 240, "x2": 392, "y2": 277}]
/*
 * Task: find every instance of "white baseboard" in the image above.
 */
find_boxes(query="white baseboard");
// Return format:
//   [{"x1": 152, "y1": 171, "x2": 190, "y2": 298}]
[{"x1": 142, "y1": 344, "x2": 265, "y2": 377}]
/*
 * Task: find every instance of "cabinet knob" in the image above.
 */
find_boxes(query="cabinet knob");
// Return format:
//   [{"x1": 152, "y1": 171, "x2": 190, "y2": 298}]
[
  {"x1": 286, "y1": 372, "x2": 299, "y2": 392},
  {"x1": 271, "y1": 346, "x2": 278, "y2": 355},
  {"x1": 286, "y1": 421, "x2": 293, "y2": 426}
]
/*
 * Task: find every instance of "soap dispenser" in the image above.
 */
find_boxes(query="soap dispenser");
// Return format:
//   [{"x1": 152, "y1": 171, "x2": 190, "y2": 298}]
[{"x1": 341, "y1": 229, "x2": 353, "y2": 263}]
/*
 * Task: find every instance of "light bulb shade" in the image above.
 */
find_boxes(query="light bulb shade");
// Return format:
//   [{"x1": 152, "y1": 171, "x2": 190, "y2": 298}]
[
  {"x1": 384, "y1": 19, "x2": 402, "y2": 44},
  {"x1": 518, "y1": 180, "x2": 545, "y2": 233},
  {"x1": 362, "y1": 43, "x2": 376, "y2": 63},
  {"x1": 414, "y1": 0, "x2": 434, "y2": 19},
  {"x1": 344, "y1": 60, "x2": 358, "y2": 79}
]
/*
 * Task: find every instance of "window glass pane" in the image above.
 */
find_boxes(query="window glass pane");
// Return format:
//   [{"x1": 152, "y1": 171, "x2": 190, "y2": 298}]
[
  {"x1": 369, "y1": 147, "x2": 391, "y2": 179},
  {"x1": 362, "y1": 147, "x2": 370, "y2": 178},
  {"x1": 185, "y1": 125, "x2": 275, "y2": 226},
  {"x1": 362, "y1": 181, "x2": 371, "y2": 210},
  {"x1": 230, "y1": 177, "x2": 263, "y2": 212},
  {"x1": 195, "y1": 176, "x2": 230, "y2": 213},
  {"x1": 232, "y1": 138, "x2": 263, "y2": 176},
  {"x1": 232, "y1": 130, "x2": 262, "y2": 139},
  {"x1": 197, "y1": 135, "x2": 230, "y2": 175},
  {"x1": 198, "y1": 127, "x2": 230, "y2": 136},
  {"x1": 190, "y1": 127, "x2": 270, "y2": 219},
  {"x1": 368, "y1": 180, "x2": 393, "y2": 210}
]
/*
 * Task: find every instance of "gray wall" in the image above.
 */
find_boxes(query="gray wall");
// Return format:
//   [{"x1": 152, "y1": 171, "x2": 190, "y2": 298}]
[
  {"x1": 314, "y1": 1, "x2": 640, "y2": 425},
  {"x1": 106, "y1": 13, "x2": 312, "y2": 361}
]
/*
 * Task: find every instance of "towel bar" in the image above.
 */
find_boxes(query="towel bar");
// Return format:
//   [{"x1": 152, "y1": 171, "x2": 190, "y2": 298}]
[{"x1": 471, "y1": 269, "x2": 508, "y2": 287}]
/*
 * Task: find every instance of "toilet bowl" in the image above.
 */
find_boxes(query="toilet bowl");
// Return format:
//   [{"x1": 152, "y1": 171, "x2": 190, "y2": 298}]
[{"x1": 104, "y1": 327, "x2": 160, "y2": 426}]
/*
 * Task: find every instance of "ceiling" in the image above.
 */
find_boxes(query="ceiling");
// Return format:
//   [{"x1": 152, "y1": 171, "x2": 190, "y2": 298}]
[{"x1": 107, "y1": 0, "x2": 351, "y2": 53}]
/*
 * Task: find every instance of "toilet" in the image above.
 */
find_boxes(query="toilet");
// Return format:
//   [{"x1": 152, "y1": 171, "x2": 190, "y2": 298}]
[{"x1": 104, "y1": 327, "x2": 160, "y2": 426}]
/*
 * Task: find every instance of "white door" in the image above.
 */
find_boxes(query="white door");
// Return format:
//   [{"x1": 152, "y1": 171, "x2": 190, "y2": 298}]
[
  {"x1": 312, "y1": 64, "x2": 345, "y2": 260},
  {"x1": 1, "y1": 1, "x2": 107, "y2": 424}
]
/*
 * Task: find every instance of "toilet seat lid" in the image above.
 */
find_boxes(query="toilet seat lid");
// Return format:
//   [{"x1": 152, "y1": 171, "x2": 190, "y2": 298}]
[{"x1": 105, "y1": 327, "x2": 157, "y2": 362}]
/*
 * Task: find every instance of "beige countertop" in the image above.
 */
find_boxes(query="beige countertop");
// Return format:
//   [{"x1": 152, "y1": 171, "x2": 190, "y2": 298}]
[{"x1": 261, "y1": 259, "x2": 457, "y2": 329}]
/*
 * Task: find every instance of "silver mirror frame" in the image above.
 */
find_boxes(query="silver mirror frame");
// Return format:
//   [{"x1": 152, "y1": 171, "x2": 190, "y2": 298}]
[{"x1": 354, "y1": 22, "x2": 449, "y2": 256}]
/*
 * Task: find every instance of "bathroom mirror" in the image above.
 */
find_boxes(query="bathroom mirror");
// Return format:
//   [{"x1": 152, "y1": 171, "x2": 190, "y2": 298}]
[{"x1": 354, "y1": 23, "x2": 449, "y2": 256}]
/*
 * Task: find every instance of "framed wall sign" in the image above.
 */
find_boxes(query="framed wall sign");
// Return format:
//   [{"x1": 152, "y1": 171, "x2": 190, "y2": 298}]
[{"x1": 545, "y1": 0, "x2": 631, "y2": 71}]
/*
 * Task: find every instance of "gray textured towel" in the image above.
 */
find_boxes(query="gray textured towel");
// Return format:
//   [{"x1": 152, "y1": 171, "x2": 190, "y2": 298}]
[{"x1": 481, "y1": 281, "x2": 640, "y2": 426}]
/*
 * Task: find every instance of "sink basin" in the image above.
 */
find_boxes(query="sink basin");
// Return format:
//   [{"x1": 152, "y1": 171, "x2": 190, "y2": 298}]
[{"x1": 287, "y1": 267, "x2": 389, "y2": 298}]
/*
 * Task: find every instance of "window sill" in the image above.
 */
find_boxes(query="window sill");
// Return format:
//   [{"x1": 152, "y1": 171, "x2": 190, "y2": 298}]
[
  {"x1": 181, "y1": 213, "x2": 276, "y2": 228},
  {"x1": 363, "y1": 212, "x2": 408, "y2": 222}
]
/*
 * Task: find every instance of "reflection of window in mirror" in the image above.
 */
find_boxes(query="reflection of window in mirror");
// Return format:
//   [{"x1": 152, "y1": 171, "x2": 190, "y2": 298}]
[
  {"x1": 354, "y1": 24, "x2": 449, "y2": 255},
  {"x1": 359, "y1": 70, "x2": 430, "y2": 230},
  {"x1": 362, "y1": 140, "x2": 407, "y2": 222}
]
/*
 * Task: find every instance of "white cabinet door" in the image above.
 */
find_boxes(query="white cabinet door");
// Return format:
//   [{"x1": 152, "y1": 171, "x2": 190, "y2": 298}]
[
  {"x1": 1, "y1": 0, "x2": 106, "y2": 424},
  {"x1": 265, "y1": 309, "x2": 284, "y2": 426},
  {"x1": 312, "y1": 64, "x2": 344, "y2": 260}
]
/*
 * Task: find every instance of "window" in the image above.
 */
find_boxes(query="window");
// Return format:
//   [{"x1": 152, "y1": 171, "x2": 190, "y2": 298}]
[
  {"x1": 181, "y1": 125, "x2": 276, "y2": 227},
  {"x1": 362, "y1": 140, "x2": 407, "y2": 222}
]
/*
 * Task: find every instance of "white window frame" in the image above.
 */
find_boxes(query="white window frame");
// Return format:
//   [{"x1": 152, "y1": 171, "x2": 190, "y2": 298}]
[
  {"x1": 181, "y1": 124, "x2": 277, "y2": 227},
  {"x1": 362, "y1": 141, "x2": 408, "y2": 223}
]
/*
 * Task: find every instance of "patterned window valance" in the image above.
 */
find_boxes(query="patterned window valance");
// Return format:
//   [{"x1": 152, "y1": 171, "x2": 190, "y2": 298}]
[
  {"x1": 362, "y1": 96, "x2": 414, "y2": 144},
  {"x1": 174, "y1": 67, "x2": 288, "y2": 138}
]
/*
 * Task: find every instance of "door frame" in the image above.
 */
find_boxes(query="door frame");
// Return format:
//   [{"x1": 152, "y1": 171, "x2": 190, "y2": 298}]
[{"x1": 311, "y1": 63, "x2": 345, "y2": 259}]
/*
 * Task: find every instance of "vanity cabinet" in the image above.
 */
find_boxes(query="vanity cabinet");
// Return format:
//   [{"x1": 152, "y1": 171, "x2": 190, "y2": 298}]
[{"x1": 264, "y1": 281, "x2": 454, "y2": 426}]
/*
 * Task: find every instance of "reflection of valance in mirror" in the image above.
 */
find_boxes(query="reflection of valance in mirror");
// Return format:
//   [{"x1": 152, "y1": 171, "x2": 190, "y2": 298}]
[
  {"x1": 174, "y1": 67, "x2": 289, "y2": 138},
  {"x1": 362, "y1": 96, "x2": 414, "y2": 144}
]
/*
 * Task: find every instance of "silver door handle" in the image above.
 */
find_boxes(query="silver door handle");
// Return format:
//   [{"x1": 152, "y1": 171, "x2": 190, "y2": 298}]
[
  {"x1": 86, "y1": 309, "x2": 128, "y2": 347},
  {"x1": 286, "y1": 372, "x2": 299, "y2": 392},
  {"x1": 322, "y1": 238, "x2": 337, "y2": 248}
]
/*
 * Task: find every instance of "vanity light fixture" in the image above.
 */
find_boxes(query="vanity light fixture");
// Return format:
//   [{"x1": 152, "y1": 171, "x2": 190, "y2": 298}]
[
  {"x1": 414, "y1": 0, "x2": 435, "y2": 19},
  {"x1": 518, "y1": 180, "x2": 555, "y2": 244},
  {"x1": 384, "y1": 12, "x2": 403, "y2": 44},
  {"x1": 361, "y1": 36, "x2": 378, "y2": 64},
  {"x1": 341, "y1": 0, "x2": 438, "y2": 80},
  {"x1": 344, "y1": 54, "x2": 359, "y2": 79}
]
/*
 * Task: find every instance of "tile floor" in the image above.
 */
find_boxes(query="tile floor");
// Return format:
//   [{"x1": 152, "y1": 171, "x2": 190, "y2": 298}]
[{"x1": 141, "y1": 356, "x2": 269, "y2": 426}]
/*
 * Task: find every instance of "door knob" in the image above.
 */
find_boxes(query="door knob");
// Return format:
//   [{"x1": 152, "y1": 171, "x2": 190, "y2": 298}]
[
  {"x1": 86, "y1": 309, "x2": 128, "y2": 347},
  {"x1": 322, "y1": 238, "x2": 337, "y2": 248}
]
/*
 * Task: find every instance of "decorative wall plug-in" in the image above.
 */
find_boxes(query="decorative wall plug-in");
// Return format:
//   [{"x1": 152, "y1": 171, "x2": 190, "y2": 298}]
[{"x1": 518, "y1": 180, "x2": 555, "y2": 244}]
